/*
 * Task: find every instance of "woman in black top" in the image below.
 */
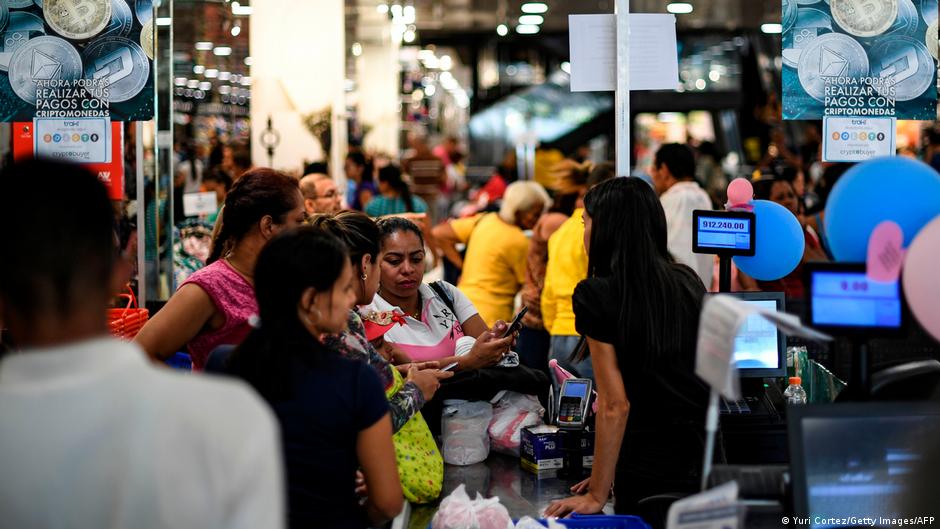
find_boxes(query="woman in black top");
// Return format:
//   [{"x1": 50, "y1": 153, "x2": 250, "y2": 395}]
[{"x1": 546, "y1": 177, "x2": 709, "y2": 518}]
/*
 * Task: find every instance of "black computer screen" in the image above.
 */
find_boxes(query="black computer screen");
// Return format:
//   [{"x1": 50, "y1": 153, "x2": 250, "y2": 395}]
[{"x1": 791, "y1": 405, "x2": 940, "y2": 528}]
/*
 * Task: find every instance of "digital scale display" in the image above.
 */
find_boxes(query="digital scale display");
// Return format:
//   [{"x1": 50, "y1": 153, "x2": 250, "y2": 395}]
[
  {"x1": 692, "y1": 210, "x2": 756, "y2": 256},
  {"x1": 810, "y1": 270, "x2": 902, "y2": 329}
]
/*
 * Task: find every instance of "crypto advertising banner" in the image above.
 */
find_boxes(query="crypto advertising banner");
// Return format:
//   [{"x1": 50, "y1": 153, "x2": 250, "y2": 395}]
[
  {"x1": 0, "y1": 0, "x2": 155, "y2": 122},
  {"x1": 782, "y1": 0, "x2": 939, "y2": 120}
]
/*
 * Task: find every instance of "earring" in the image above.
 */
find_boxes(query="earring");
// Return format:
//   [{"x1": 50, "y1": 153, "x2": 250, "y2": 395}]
[{"x1": 361, "y1": 273, "x2": 368, "y2": 281}]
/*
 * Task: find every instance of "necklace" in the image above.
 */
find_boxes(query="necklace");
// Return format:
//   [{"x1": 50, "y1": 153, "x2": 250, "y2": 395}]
[{"x1": 225, "y1": 256, "x2": 254, "y2": 281}]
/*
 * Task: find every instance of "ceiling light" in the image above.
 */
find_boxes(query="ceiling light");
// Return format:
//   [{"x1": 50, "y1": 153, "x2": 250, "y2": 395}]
[
  {"x1": 213, "y1": 46, "x2": 232, "y2": 56},
  {"x1": 560, "y1": 61, "x2": 570, "y2": 74},
  {"x1": 230, "y1": 24, "x2": 241, "y2": 36},
  {"x1": 518, "y1": 14, "x2": 543, "y2": 25},
  {"x1": 390, "y1": 4, "x2": 403, "y2": 17},
  {"x1": 439, "y1": 55, "x2": 453, "y2": 70},
  {"x1": 174, "y1": 77, "x2": 187, "y2": 87},
  {"x1": 186, "y1": 79, "x2": 199, "y2": 89},
  {"x1": 521, "y1": 2, "x2": 548, "y2": 14},
  {"x1": 403, "y1": 5, "x2": 416, "y2": 24},
  {"x1": 240, "y1": 76, "x2": 252, "y2": 86},
  {"x1": 377, "y1": 3, "x2": 389, "y2": 14},
  {"x1": 195, "y1": 41, "x2": 213, "y2": 51},
  {"x1": 425, "y1": 84, "x2": 436, "y2": 96},
  {"x1": 666, "y1": 2, "x2": 693, "y2": 14},
  {"x1": 199, "y1": 81, "x2": 212, "y2": 91},
  {"x1": 352, "y1": 42, "x2": 363, "y2": 57},
  {"x1": 193, "y1": 64, "x2": 205, "y2": 74},
  {"x1": 403, "y1": 29, "x2": 416, "y2": 42},
  {"x1": 761, "y1": 23, "x2": 783, "y2": 34},
  {"x1": 155, "y1": 17, "x2": 172, "y2": 26},
  {"x1": 219, "y1": 71, "x2": 231, "y2": 81},
  {"x1": 232, "y1": 3, "x2": 252, "y2": 15},
  {"x1": 516, "y1": 24, "x2": 540, "y2": 34},
  {"x1": 244, "y1": 56, "x2": 252, "y2": 66},
  {"x1": 205, "y1": 69, "x2": 219, "y2": 78},
  {"x1": 496, "y1": 24, "x2": 508, "y2": 36}
]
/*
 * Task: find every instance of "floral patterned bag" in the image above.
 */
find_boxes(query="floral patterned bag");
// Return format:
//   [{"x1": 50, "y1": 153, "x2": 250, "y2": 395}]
[{"x1": 387, "y1": 367, "x2": 444, "y2": 504}]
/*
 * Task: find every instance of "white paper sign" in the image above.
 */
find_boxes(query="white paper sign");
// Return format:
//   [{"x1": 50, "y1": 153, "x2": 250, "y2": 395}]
[
  {"x1": 667, "y1": 482, "x2": 743, "y2": 529},
  {"x1": 33, "y1": 117, "x2": 110, "y2": 164},
  {"x1": 568, "y1": 13, "x2": 679, "y2": 92},
  {"x1": 822, "y1": 117, "x2": 896, "y2": 162},
  {"x1": 183, "y1": 192, "x2": 219, "y2": 217},
  {"x1": 695, "y1": 295, "x2": 832, "y2": 400}
]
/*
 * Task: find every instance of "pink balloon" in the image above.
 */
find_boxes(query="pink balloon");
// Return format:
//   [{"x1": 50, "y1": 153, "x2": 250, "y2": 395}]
[
  {"x1": 727, "y1": 178, "x2": 753, "y2": 207},
  {"x1": 902, "y1": 215, "x2": 940, "y2": 343}
]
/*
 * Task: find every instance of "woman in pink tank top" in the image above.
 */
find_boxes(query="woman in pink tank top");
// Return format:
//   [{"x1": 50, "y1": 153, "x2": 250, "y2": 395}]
[{"x1": 135, "y1": 169, "x2": 306, "y2": 370}]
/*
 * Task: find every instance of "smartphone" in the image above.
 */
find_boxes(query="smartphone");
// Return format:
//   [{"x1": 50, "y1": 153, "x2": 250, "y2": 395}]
[
  {"x1": 441, "y1": 362, "x2": 459, "y2": 372},
  {"x1": 502, "y1": 307, "x2": 529, "y2": 338}
]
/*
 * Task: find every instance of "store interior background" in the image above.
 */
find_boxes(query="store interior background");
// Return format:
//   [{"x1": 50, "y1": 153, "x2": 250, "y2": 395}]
[{"x1": 1, "y1": 0, "x2": 932, "y2": 310}]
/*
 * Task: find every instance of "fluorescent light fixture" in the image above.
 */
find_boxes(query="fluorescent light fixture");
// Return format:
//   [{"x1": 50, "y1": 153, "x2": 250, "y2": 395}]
[
  {"x1": 351, "y1": 42, "x2": 363, "y2": 57},
  {"x1": 666, "y1": 2, "x2": 693, "y2": 14},
  {"x1": 218, "y1": 71, "x2": 231, "y2": 81},
  {"x1": 195, "y1": 41, "x2": 213, "y2": 51},
  {"x1": 761, "y1": 23, "x2": 783, "y2": 33},
  {"x1": 377, "y1": 3, "x2": 389, "y2": 14},
  {"x1": 219, "y1": 85, "x2": 232, "y2": 95},
  {"x1": 232, "y1": 3, "x2": 252, "y2": 15},
  {"x1": 213, "y1": 46, "x2": 232, "y2": 56},
  {"x1": 418, "y1": 49, "x2": 436, "y2": 60},
  {"x1": 518, "y1": 14, "x2": 543, "y2": 25},
  {"x1": 496, "y1": 24, "x2": 508, "y2": 36},
  {"x1": 156, "y1": 17, "x2": 172, "y2": 26},
  {"x1": 240, "y1": 76, "x2": 252, "y2": 86},
  {"x1": 390, "y1": 4, "x2": 403, "y2": 17},
  {"x1": 516, "y1": 24, "x2": 540, "y2": 34},
  {"x1": 521, "y1": 2, "x2": 548, "y2": 14},
  {"x1": 174, "y1": 77, "x2": 187, "y2": 87},
  {"x1": 193, "y1": 64, "x2": 205, "y2": 74},
  {"x1": 403, "y1": 5, "x2": 416, "y2": 24},
  {"x1": 205, "y1": 68, "x2": 219, "y2": 78},
  {"x1": 199, "y1": 81, "x2": 212, "y2": 91},
  {"x1": 186, "y1": 79, "x2": 199, "y2": 88}
]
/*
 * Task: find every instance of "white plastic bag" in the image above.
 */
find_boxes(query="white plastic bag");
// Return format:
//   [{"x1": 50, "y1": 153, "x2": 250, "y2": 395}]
[
  {"x1": 443, "y1": 400, "x2": 493, "y2": 466},
  {"x1": 488, "y1": 391, "x2": 545, "y2": 456},
  {"x1": 514, "y1": 517, "x2": 546, "y2": 529},
  {"x1": 473, "y1": 493, "x2": 513, "y2": 529},
  {"x1": 432, "y1": 484, "x2": 477, "y2": 529}
]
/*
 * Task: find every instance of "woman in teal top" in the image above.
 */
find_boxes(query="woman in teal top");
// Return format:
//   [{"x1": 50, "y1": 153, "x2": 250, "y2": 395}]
[{"x1": 365, "y1": 165, "x2": 428, "y2": 218}]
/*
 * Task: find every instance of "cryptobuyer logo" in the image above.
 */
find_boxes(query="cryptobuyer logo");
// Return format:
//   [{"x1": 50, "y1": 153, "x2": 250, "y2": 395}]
[{"x1": 831, "y1": 131, "x2": 885, "y2": 141}]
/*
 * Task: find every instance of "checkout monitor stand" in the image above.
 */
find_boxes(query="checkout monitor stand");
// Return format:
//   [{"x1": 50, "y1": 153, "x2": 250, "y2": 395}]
[{"x1": 556, "y1": 378, "x2": 593, "y2": 480}]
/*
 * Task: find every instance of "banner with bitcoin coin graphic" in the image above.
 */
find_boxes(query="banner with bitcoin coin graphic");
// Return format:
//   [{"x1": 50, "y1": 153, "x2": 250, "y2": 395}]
[
  {"x1": 782, "y1": 0, "x2": 938, "y2": 120},
  {"x1": 0, "y1": 0, "x2": 155, "y2": 122}
]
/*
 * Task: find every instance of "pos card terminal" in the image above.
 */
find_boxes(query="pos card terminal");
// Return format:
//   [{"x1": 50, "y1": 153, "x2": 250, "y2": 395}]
[{"x1": 556, "y1": 378, "x2": 592, "y2": 479}]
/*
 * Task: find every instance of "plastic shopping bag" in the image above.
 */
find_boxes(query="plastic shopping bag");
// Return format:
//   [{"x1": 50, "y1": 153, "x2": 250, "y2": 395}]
[
  {"x1": 442, "y1": 400, "x2": 493, "y2": 466},
  {"x1": 431, "y1": 485, "x2": 514, "y2": 529},
  {"x1": 488, "y1": 391, "x2": 544, "y2": 457}
]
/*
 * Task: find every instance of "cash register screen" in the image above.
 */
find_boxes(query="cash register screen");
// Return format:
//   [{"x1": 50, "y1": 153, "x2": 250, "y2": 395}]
[
  {"x1": 693, "y1": 211, "x2": 754, "y2": 254},
  {"x1": 733, "y1": 300, "x2": 781, "y2": 371},
  {"x1": 809, "y1": 269, "x2": 902, "y2": 329},
  {"x1": 562, "y1": 381, "x2": 588, "y2": 398}
]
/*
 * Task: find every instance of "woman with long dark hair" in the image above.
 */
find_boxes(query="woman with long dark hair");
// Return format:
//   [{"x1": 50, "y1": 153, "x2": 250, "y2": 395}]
[
  {"x1": 345, "y1": 151, "x2": 376, "y2": 211},
  {"x1": 226, "y1": 227, "x2": 402, "y2": 529},
  {"x1": 135, "y1": 168, "x2": 305, "y2": 369},
  {"x1": 365, "y1": 165, "x2": 428, "y2": 217},
  {"x1": 545, "y1": 178, "x2": 710, "y2": 519}
]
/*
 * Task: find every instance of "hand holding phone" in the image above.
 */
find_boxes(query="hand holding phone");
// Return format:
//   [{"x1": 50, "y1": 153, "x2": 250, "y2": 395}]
[{"x1": 502, "y1": 307, "x2": 528, "y2": 338}]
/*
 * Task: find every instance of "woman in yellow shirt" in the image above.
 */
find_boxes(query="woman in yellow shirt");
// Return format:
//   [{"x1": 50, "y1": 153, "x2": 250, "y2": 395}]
[{"x1": 433, "y1": 181, "x2": 550, "y2": 326}]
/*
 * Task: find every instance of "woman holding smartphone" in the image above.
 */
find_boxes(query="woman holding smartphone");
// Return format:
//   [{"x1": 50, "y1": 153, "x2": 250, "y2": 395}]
[{"x1": 545, "y1": 178, "x2": 710, "y2": 519}]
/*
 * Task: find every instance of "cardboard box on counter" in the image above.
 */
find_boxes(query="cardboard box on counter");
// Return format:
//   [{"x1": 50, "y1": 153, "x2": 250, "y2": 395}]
[{"x1": 520, "y1": 425, "x2": 594, "y2": 477}]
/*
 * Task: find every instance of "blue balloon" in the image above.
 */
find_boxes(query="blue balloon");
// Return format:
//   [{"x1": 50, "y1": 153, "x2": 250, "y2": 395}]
[
  {"x1": 825, "y1": 157, "x2": 940, "y2": 262},
  {"x1": 733, "y1": 200, "x2": 805, "y2": 281}
]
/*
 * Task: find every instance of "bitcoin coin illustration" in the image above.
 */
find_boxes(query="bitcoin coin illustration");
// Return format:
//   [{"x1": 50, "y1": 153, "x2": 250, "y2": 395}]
[
  {"x1": 927, "y1": 19, "x2": 938, "y2": 61},
  {"x1": 45, "y1": 0, "x2": 112, "y2": 40},
  {"x1": 7, "y1": 0, "x2": 36, "y2": 8},
  {"x1": 135, "y1": 0, "x2": 152, "y2": 25},
  {"x1": 920, "y1": 0, "x2": 938, "y2": 24},
  {"x1": 100, "y1": 0, "x2": 133, "y2": 38},
  {"x1": 139, "y1": 19, "x2": 153, "y2": 60},
  {"x1": 784, "y1": 0, "x2": 799, "y2": 34},
  {"x1": 798, "y1": 32, "x2": 870, "y2": 101},
  {"x1": 784, "y1": 8, "x2": 833, "y2": 69},
  {"x1": 82, "y1": 36, "x2": 149, "y2": 102},
  {"x1": 0, "y1": 11, "x2": 47, "y2": 72},
  {"x1": 797, "y1": 0, "x2": 822, "y2": 4},
  {"x1": 831, "y1": 0, "x2": 898, "y2": 37},
  {"x1": 0, "y1": 5, "x2": 8, "y2": 35},
  {"x1": 870, "y1": 36, "x2": 936, "y2": 101},
  {"x1": 859, "y1": 0, "x2": 919, "y2": 41},
  {"x1": 34, "y1": 0, "x2": 43, "y2": 8},
  {"x1": 8, "y1": 35, "x2": 83, "y2": 104}
]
